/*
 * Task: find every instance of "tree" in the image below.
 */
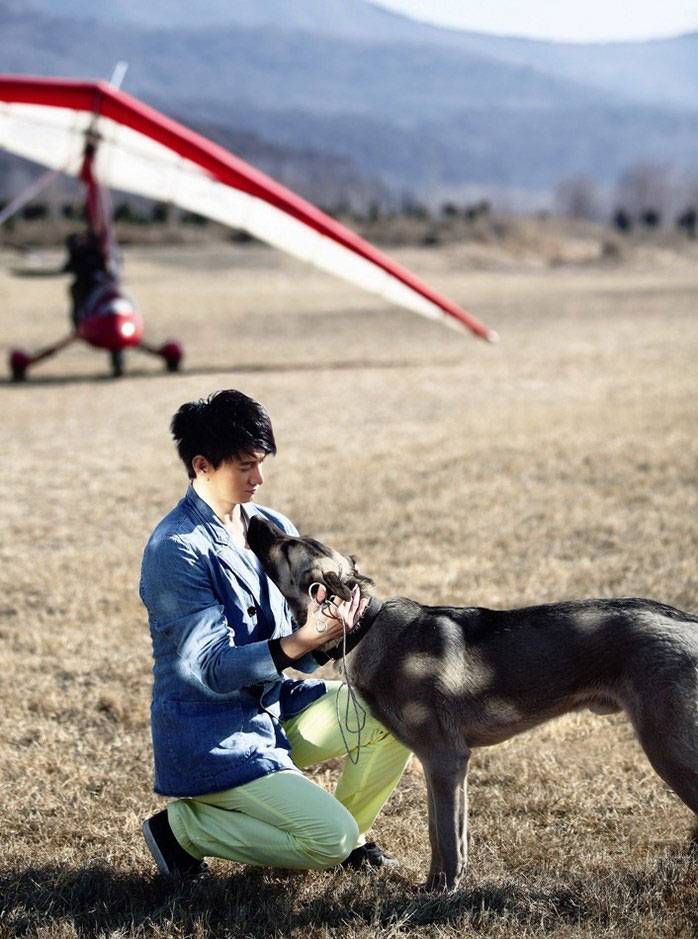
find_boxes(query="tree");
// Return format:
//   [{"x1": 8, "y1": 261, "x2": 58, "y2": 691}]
[
  {"x1": 114, "y1": 201, "x2": 149, "y2": 224},
  {"x1": 21, "y1": 203, "x2": 48, "y2": 221},
  {"x1": 613, "y1": 209, "x2": 633, "y2": 233},
  {"x1": 555, "y1": 176, "x2": 600, "y2": 221},
  {"x1": 615, "y1": 162, "x2": 672, "y2": 225},
  {"x1": 463, "y1": 201, "x2": 491, "y2": 222},
  {"x1": 640, "y1": 209, "x2": 661, "y2": 228},
  {"x1": 367, "y1": 200, "x2": 382, "y2": 223},
  {"x1": 677, "y1": 207, "x2": 697, "y2": 238},
  {"x1": 399, "y1": 193, "x2": 429, "y2": 220},
  {"x1": 114, "y1": 201, "x2": 134, "y2": 223},
  {"x1": 180, "y1": 210, "x2": 208, "y2": 226},
  {"x1": 151, "y1": 201, "x2": 170, "y2": 224}
]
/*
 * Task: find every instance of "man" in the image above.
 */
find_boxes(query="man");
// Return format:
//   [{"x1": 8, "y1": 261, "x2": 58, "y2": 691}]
[
  {"x1": 140, "y1": 390, "x2": 410, "y2": 877},
  {"x1": 63, "y1": 230, "x2": 111, "y2": 327}
]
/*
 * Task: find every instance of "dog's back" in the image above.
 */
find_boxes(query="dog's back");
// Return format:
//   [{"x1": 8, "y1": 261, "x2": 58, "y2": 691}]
[{"x1": 348, "y1": 596, "x2": 698, "y2": 751}]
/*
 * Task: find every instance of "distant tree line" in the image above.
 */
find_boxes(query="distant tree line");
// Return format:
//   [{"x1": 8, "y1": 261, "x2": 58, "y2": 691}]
[
  {"x1": 3, "y1": 165, "x2": 695, "y2": 240},
  {"x1": 0, "y1": 200, "x2": 212, "y2": 226},
  {"x1": 555, "y1": 162, "x2": 698, "y2": 238},
  {"x1": 611, "y1": 206, "x2": 696, "y2": 237},
  {"x1": 439, "y1": 200, "x2": 492, "y2": 221},
  {"x1": 0, "y1": 193, "x2": 493, "y2": 228},
  {"x1": 320, "y1": 195, "x2": 493, "y2": 224}
]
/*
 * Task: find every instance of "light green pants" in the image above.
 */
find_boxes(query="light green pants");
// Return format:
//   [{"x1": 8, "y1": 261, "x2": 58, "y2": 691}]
[{"x1": 167, "y1": 681, "x2": 411, "y2": 870}]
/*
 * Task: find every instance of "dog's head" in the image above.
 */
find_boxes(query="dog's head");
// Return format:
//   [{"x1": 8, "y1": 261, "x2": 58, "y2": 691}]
[{"x1": 247, "y1": 515, "x2": 373, "y2": 625}]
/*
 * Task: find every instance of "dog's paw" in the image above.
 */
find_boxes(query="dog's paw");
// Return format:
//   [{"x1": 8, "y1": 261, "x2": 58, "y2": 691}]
[{"x1": 415, "y1": 872, "x2": 454, "y2": 894}]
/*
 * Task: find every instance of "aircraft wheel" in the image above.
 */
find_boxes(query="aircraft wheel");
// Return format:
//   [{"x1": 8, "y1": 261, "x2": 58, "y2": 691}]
[
  {"x1": 10, "y1": 350, "x2": 30, "y2": 382},
  {"x1": 160, "y1": 341, "x2": 183, "y2": 373},
  {"x1": 110, "y1": 348, "x2": 125, "y2": 378}
]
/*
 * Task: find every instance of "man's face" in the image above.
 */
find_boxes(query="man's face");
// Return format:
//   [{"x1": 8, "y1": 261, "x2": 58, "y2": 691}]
[{"x1": 204, "y1": 450, "x2": 267, "y2": 507}]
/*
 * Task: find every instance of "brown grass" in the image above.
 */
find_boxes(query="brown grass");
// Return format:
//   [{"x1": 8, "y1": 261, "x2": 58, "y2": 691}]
[{"x1": 1, "y1": 239, "x2": 697, "y2": 938}]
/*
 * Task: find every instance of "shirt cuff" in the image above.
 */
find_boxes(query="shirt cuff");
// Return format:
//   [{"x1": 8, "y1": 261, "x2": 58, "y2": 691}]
[{"x1": 268, "y1": 638, "x2": 297, "y2": 673}]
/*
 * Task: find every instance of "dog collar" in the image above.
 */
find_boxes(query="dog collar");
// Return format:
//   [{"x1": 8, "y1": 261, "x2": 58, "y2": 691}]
[{"x1": 323, "y1": 596, "x2": 383, "y2": 661}]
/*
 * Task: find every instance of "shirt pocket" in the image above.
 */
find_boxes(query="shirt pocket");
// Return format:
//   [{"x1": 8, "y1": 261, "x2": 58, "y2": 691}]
[{"x1": 161, "y1": 697, "x2": 255, "y2": 762}]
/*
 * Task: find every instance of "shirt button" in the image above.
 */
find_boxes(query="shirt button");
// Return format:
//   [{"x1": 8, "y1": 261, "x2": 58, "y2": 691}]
[{"x1": 247, "y1": 606, "x2": 256, "y2": 617}]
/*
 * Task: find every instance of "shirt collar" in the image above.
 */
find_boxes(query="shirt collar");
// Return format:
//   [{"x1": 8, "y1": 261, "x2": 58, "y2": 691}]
[
  {"x1": 184, "y1": 484, "x2": 231, "y2": 546},
  {"x1": 182, "y1": 490, "x2": 289, "y2": 625},
  {"x1": 183, "y1": 484, "x2": 267, "y2": 547}
]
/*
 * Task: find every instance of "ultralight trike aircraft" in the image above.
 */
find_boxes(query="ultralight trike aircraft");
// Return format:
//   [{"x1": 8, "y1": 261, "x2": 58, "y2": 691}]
[
  {"x1": 0, "y1": 73, "x2": 496, "y2": 380},
  {"x1": 4, "y1": 130, "x2": 182, "y2": 380}
]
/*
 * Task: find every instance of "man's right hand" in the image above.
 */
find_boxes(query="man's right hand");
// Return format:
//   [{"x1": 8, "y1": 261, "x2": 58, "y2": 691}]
[{"x1": 279, "y1": 584, "x2": 367, "y2": 660}]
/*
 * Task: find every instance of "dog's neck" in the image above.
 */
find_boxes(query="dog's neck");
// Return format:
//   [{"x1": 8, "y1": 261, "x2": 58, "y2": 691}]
[
  {"x1": 318, "y1": 593, "x2": 383, "y2": 662},
  {"x1": 353, "y1": 593, "x2": 383, "y2": 633}
]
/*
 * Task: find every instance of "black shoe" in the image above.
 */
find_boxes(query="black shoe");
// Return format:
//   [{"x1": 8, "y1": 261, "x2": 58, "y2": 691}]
[
  {"x1": 142, "y1": 810, "x2": 207, "y2": 879},
  {"x1": 341, "y1": 841, "x2": 400, "y2": 870}
]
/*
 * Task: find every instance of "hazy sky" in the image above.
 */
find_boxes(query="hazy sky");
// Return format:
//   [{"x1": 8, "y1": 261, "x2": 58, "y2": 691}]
[{"x1": 370, "y1": 0, "x2": 698, "y2": 42}]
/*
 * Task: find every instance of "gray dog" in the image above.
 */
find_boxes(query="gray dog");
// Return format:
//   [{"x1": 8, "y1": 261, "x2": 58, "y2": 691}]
[{"x1": 247, "y1": 515, "x2": 698, "y2": 889}]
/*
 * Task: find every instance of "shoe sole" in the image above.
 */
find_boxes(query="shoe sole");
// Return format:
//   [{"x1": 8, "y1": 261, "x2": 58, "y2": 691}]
[{"x1": 142, "y1": 818, "x2": 173, "y2": 877}]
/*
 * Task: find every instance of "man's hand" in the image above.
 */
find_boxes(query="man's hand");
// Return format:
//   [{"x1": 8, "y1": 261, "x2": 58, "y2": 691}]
[{"x1": 279, "y1": 584, "x2": 367, "y2": 660}]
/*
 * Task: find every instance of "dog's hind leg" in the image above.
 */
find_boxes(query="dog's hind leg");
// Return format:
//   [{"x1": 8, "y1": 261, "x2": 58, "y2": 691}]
[
  {"x1": 635, "y1": 729, "x2": 698, "y2": 814},
  {"x1": 421, "y1": 748, "x2": 470, "y2": 890},
  {"x1": 628, "y1": 680, "x2": 698, "y2": 815}
]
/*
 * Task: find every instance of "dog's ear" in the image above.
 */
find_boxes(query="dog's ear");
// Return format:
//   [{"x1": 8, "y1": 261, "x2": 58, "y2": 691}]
[{"x1": 323, "y1": 571, "x2": 352, "y2": 601}]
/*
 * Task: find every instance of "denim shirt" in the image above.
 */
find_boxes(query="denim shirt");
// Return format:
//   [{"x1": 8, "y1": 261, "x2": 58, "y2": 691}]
[{"x1": 139, "y1": 486, "x2": 326, "y2": 797}]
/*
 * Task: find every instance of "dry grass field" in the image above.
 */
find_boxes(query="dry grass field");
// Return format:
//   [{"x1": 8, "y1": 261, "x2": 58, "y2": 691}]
[{"x1": 1, "y1": 235, "x2": 697, "y2": 938}]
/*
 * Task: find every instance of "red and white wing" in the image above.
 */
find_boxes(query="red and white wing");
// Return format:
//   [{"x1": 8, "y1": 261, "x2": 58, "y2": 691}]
[{"x1": 0, "y1": 75, "x2": 497, "y2": 340}]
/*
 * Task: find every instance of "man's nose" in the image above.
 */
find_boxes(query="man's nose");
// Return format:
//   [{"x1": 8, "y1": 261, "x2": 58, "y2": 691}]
[{"x1": 251, "y1": 464, "x2": 264, "y2": 486}]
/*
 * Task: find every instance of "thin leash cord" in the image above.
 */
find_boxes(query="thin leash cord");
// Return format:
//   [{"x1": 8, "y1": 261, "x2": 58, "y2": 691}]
[
  {"x1": 317, "y1": 591, "x2": 367, "y2": 765},
  {"x1": 335, "y1": 615, "x2": 367, "y2": 766}
]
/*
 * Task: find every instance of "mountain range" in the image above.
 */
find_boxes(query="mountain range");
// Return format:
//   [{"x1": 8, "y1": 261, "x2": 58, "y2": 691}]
[{"x1": 1, "y1": 0, "x2": 697, "y2": 210}]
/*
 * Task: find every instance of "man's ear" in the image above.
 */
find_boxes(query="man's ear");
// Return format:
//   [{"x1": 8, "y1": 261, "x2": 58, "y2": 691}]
[
  {"x1": 323, "y1": 571, "x2": 352, "y2": 601},
  {"x1": 192, "y1": 454, "x2": 210, "y2": 477}
]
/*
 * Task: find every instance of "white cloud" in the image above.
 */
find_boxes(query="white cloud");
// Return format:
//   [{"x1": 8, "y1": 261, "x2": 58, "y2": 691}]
[{"x1": 370, "y1": 0, "x2": 698, "y2": 42}]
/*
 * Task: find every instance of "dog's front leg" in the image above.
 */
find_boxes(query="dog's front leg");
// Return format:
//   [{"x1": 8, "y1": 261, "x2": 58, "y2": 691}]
[
  {"x1": 425, "y1": 773, "x2": 444, "y2": 885},
  {"x1": 422, "y1": 749, "x2": 470, "y2": 890}
]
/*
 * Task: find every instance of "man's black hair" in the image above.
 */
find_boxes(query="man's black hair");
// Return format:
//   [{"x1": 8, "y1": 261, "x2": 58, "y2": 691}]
[{"x1": 171, "y1": 390, "x2": 277, "y2": 478}]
